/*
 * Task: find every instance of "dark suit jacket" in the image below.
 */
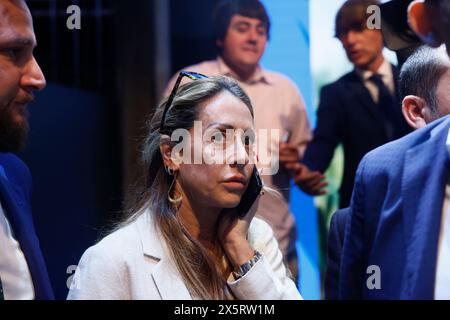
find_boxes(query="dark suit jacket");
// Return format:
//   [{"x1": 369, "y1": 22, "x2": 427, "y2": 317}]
[
  {"x1": 0, "y1": 153, "x2": 54, "y2": 300},
  {"x1": 302, "y1": 65, "x2": 411, "y2": 207},
  {"x1": 340, "y1": 115, "x2": 450, "y2": 299},
  {"x1": 325, "y1": 207, "x2": 350, "y2": 300}
]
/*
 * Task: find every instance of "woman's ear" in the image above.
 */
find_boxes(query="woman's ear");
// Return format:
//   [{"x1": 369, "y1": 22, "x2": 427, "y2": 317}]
[
  {"x1": 160, "y1": 139, "x2": 181, "y2": 172},
  {"x1": 408, "y1": 0, "x2": 441, "y2": 47},
  {"x1": 402, "y1": 95, "x2": 428, "y2": 129}
]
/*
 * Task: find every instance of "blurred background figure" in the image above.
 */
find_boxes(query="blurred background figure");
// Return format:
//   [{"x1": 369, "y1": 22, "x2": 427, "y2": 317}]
[{"x1": 296, "y1": 0, "x2": 411, "y2": 209}]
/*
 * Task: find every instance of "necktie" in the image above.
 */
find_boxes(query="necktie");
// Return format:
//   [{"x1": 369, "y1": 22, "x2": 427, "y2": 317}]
[{"x1": 369, "y1": 74, "x2": 397, "y2": 140}]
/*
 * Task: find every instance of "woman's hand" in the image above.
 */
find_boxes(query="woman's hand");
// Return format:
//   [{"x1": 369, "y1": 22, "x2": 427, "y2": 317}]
[{"x1": 217, "y1": 196, "x2": 261, "y2": 269}]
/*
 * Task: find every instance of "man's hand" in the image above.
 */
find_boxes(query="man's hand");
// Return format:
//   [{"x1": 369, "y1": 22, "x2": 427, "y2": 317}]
[
  {"x1": 293, "y1": 163, "x2": 328, "y2": 196},
  {"x1": 279, "y1": 142, "x2": 301, "y2": 172}
]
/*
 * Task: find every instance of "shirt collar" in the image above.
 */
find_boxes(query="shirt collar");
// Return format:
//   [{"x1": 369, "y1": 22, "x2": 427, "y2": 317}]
[
  {"x1": 216, "y1": 56, "x2": 273, "y2": 85},
  {"x1": 356, "y1": 58, "x2": 392, "y2": 82}
]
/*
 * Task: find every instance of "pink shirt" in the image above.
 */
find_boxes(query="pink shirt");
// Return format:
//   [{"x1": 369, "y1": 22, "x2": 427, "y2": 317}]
[{"x1": 164, "y1": 57, "x2": 312, "y2": 256}]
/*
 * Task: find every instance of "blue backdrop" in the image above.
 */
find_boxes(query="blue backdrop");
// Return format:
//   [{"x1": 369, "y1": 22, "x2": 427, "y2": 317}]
[{"x1": 261, "y1": 0, "x2": 321, "y2": 299}]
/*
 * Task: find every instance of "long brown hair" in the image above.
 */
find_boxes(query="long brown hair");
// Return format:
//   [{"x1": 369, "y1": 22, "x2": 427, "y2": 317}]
[{"x1": 124, "y1": 76, "x2": 254, "y2": 299}]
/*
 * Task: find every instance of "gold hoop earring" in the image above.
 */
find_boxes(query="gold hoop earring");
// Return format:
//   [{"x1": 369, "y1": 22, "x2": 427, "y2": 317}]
[
  {"x1": 168, "y1": 174, "x2": 182, "y2": 205},
  {"x1": 165, "y1": 166, "x2": 174, "y2": 176}
]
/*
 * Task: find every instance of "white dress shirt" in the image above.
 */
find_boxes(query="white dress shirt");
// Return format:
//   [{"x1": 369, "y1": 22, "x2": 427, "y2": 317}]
[
  {"x1": 0, "y1": 201, "x2": 35, "y2": 300},
  {"x1": 434, "y1": 128, "x2": 450, "y2": 299},
  {"x1": 357, "y1": 58, "x2": 395, "y2": 104}
]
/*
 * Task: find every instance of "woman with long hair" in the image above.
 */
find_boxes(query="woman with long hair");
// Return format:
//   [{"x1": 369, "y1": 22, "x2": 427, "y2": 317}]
[{"x1": 67, "y1": 75, "x2": 301, "y2": 300}]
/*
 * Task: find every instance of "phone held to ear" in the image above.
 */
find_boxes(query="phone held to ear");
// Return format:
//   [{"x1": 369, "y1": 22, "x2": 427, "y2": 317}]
[{"x1": 233, "y1": 166, "x2": 263, "y2": 218}]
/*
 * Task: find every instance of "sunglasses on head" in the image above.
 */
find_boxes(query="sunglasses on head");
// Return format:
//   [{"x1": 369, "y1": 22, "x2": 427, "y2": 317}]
[{"x1": 159, "y1": 71, "x2": 209, "y2": 132}]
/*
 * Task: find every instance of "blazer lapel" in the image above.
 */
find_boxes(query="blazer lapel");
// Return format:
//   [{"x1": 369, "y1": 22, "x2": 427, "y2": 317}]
[
  {"x1": 136, "y1": 212, "x2": 192, "y2": 299},
  {"x1": 401, "y1": 122, "x2": 450, "y2": 299},
  {"x1": 151, "y1": 258, "x2": 192, "y2": 299},
  {"x1": 0, "y1": 166, "x2": 28, "y2": 238},
  {"x1": 0, "y1": 165, "x2": 53, "y2": 300}
]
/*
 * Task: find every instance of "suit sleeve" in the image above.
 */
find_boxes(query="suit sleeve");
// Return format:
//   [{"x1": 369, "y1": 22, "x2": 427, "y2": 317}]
[
  {"x1": 302, "y1": 84, "x2": 344, "y2": 172},
  {"x1": 339, "y1": 157, "x2": 368, "y2": 299},
  {"x1": 227, "y1": 219, "x2": 302, "y2": 300},
  {"x1": 325, "y1": 208, "x2": 349, "y2": 299}
]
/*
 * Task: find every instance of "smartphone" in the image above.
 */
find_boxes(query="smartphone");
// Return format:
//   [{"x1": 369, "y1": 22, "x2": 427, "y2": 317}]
[{"x1": 232, "y1": 166, "x2": 263, "y2": 217}]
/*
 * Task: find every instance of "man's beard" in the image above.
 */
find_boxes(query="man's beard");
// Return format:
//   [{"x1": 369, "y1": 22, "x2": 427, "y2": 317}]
[{"x1": 0, "y1": 106, "x2": 29, "y2": 153}]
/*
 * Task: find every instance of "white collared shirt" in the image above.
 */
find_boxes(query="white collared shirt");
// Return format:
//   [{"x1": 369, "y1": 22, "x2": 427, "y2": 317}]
[
  {"x1": 0, "y1": 201, "x2": 35, "y2": 300},
  {"x1": 434, "y1": 128, "x2": 450, "y2": 299},
  {"x1": 357, "y1": 58, "x2": 395, "y2": 104}
]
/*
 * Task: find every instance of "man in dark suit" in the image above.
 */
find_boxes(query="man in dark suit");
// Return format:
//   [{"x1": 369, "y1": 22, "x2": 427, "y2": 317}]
[
  {"x1": 339, "y1": 0, "x2": 450, "y2": 298},
  {"x1": 0, "y1": 0, "x2": 53, "y2": 299},
  {"x1": 294, "y1": 0, "x2": 411, "y2": 208}
]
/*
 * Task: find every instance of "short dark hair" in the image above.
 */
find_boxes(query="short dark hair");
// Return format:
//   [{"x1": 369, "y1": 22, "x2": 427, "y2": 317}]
[
  {"x1": 212, "y1": 0, "x2": 271, "y2": 42},
  {"x1": 399, "y1": 46, "x2": 450, "y2": 114},
  {"x1": 335, "y1": 0, "x2": 381, "y2": 38}
]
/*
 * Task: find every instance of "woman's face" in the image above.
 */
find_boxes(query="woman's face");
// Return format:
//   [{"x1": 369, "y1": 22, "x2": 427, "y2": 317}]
[{"x1": 176, "y1": 91, "x2": 255, "y2": 210}]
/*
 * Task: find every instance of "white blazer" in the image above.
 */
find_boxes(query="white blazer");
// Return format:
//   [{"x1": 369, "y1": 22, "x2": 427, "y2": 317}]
[{"x1": 67, "y1": 209, "x2": 302, "y2": 300}]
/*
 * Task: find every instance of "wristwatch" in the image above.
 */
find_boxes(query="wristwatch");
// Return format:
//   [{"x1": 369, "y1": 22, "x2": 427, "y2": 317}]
[{"x1": 232, "y1": 250, "x2": 262, "y2": 280}]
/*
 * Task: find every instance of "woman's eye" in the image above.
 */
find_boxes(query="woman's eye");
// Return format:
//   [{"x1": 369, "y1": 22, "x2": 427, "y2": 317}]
[
  {"x1": 243, "y1": 132, "x2": 255, "y2": 146},
  {"x1": 211, "y1": 132, "x2": 225, "y2": 143},
  {"x1": 244, "y1": 136, "x2": 253, "y2": 146}
]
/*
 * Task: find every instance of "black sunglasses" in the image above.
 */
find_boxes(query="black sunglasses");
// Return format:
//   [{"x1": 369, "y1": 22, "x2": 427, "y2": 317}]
[{"x1": 159, "y1": 71, "x2": 209, "y2": 132}]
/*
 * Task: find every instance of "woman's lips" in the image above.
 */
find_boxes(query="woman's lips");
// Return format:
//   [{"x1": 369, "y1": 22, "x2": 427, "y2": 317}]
[
  {"x1": 222, "y1": 181, "x2": 246, "y2": 190},
  {"x1": 222, "y1": 176, "x2": 247, "y2": 190}
]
